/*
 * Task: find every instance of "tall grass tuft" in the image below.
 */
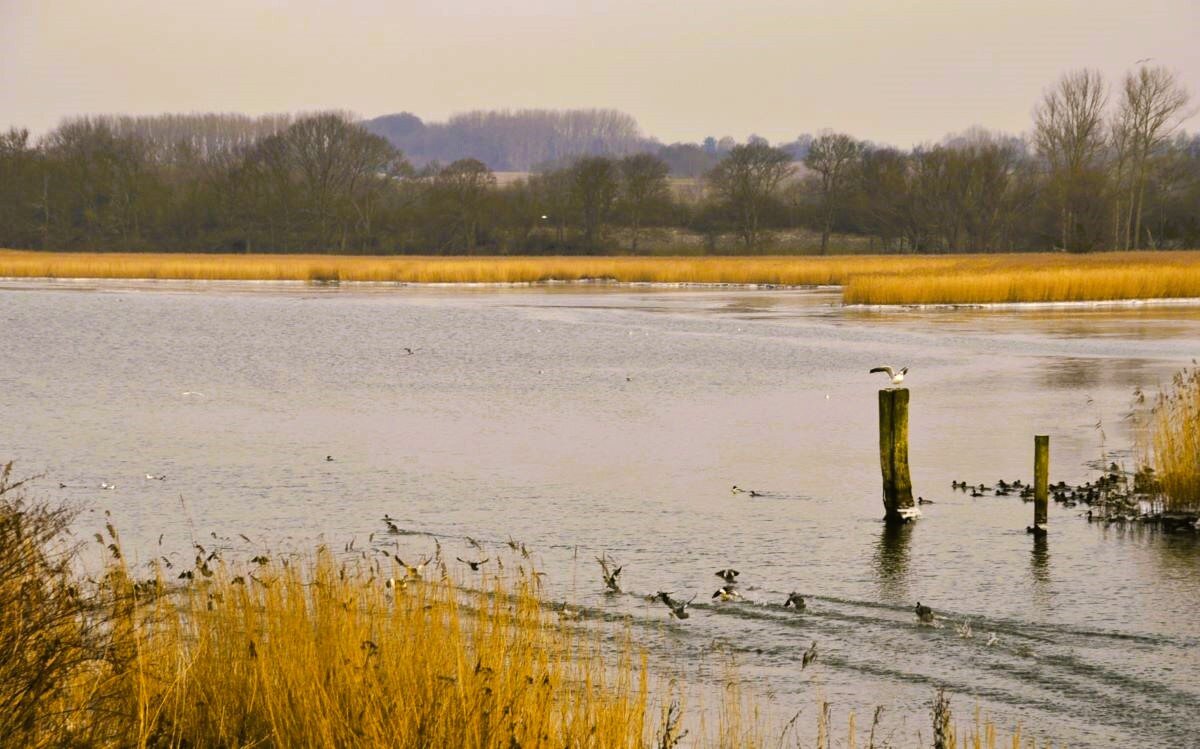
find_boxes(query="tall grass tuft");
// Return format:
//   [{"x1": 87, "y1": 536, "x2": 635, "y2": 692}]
[{"x1": 1149, "y1": 367, "x2": 1200, "y2": 512}]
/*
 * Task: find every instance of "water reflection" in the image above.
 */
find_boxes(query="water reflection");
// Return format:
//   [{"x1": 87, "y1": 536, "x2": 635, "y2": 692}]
[
  {"x1": 873, "y1": 522, "x2": 911, "y2": 601},
  {"x1": 1030, "y1": 535, "x2": 1050, "y2": 583}
]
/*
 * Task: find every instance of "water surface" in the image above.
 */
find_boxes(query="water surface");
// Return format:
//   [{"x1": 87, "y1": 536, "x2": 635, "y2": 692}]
[{"x1": 2, "y1": 281, "x2": 1198, "y2": 746}]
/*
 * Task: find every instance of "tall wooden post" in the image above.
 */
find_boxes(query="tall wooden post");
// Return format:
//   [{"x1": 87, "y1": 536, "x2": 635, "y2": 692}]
[
  {"x1": 879, "y1": 388, "x2": 915, "y2": 523},
  {"x1": 1034, "y1": 435, "x2": 1049, "y2": 528}
]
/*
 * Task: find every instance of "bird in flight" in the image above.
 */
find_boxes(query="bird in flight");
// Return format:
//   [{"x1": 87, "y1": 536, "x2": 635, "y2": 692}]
[
  {"x1": 456, "y1": 557, "x2": 489, "y2": 571},
  {"x1": 802, "y1": 641, "x2": 818, "y2": 669},
  {"x1": 656, "y1": 591, "x2": 696, "y2": 619},
  {"x1": 1135, "y1": 57, "x2": 1153, "y2": 64},
  {"x1": 596, "y1": 553, "x2": 623, "y2": 593},
  {"x1": 712, "y1": 584, "x2": 743, "y2": 601},
  {"x1": 870, "y1": 365, "x2": 908, "y2": 386},
  {"x1": 715, "y1": 568, "x2": 740, "y2": 584}
]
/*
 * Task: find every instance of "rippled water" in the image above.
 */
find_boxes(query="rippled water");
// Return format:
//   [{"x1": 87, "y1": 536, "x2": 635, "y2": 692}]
[{"x1": 2, "y1": 281, "x2": 1198, "y2": 746}]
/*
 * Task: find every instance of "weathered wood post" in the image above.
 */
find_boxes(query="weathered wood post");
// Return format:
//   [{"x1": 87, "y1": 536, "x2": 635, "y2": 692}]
[
  {"x1": 879, "y1": 388, "x2": 915, "y2": 523},
  {"x1": 1034, "y1": 435, "x2": 1049, "y2": 528}
]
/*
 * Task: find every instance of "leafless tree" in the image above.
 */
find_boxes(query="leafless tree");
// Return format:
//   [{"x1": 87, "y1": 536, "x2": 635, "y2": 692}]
[
  {"x1": 618, "y1": 153, "x2": 670, "y2": 251},
  {"x1": 1112, "y1": 66, "x2": 1192, "y2": 248},
  {"x1": 1033, "y1": 69, "x2": 1110, "y2": 251},
  {"x1": 706, "y1": 143, "x2": 794, "y2": 249},
  {"x1": 805, "y1": 131, "x2": 862, "y2": 253}
]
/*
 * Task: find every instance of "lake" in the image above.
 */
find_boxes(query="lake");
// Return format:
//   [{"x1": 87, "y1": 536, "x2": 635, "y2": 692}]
[{"x1": 2, "y1": 280, "x2": 1198, "y2": 746}]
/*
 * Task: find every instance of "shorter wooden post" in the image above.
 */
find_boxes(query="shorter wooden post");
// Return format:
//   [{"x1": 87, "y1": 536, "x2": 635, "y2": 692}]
[
  {"x1": 1034, "y1": 435, "x2": 1049, "y2": 528},
  {"x1": 879, "y1": 388, "x2": 915, "y2": 523}
]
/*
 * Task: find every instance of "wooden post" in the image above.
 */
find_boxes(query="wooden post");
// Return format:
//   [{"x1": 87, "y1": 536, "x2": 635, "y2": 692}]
[
  {"x1": 1034, "y1": 435, "x2": 1049, "y2": 528},
  {"x1": 879, "y1": 388, "x2": 915, "y2": 522}
]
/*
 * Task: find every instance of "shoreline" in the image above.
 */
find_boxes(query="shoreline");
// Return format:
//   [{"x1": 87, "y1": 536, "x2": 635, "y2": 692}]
[{"x1": 6, "y1": 274, "x2": 1200, "y2": 309}]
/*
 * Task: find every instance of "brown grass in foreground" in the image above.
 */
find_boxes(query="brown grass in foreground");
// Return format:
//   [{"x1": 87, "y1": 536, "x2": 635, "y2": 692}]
[
  {"x1": 2, "y1": 248, "x2": 1199, "y2": 304},
  {"x1": 1, "y1": 468, "x2": 1056, "y2": 748},
  {"x1": 1149, "y1": 368, "x2": 1200, "y2": 512}
]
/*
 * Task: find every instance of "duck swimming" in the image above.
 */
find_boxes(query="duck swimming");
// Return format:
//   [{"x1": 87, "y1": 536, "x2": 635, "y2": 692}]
[{"x1": 914, "y1": 602, "x2": 934, "y2": 623}]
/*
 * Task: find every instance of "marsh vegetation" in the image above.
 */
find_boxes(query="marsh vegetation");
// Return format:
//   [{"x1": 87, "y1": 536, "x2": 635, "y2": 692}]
[{"x1": 5, "y1": 249, "x2": 1200, "y2": 305}]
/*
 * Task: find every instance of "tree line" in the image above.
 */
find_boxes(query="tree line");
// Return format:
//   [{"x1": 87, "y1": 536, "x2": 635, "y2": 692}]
[{"x1": 0, "y1": 66, "x2": 1195, "y2": 255}]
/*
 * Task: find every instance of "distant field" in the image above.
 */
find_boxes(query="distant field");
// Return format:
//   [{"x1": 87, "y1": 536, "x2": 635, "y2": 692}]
[{"x1": 3, "y1": 249, "x2": 1200, "y2": 304}]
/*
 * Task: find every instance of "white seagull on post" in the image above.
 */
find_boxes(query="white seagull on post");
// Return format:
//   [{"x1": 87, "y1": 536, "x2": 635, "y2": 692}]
[{"x1": 869, "y1": 365, "x2": 908, "y2": 386}]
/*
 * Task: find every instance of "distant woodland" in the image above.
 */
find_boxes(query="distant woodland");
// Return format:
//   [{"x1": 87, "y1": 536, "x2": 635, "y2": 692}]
[{"x1": 0, "y1": 67, "x2": 1196, "y2": 254}]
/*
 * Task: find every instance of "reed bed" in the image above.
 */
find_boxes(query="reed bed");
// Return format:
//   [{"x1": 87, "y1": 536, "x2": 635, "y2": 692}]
[
  {"x1": 843, "y1": 262, "x2": 1200, "y2": 305},
  {"x1": 1149, "y1": 367, "x2": 1200, "y2": 512},
  {"x1": 3, "y1": 248, "x2": 1199, "y2": 304},
  {"x1": 1, "y1": 469, "x2": 1055, "y2": 748}
]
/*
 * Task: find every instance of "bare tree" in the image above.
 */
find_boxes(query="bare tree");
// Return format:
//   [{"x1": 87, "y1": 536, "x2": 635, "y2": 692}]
[
  {"x1": 570, "y1": 157, "x2": 619, "y2": 249},
  {"x1": 706, "y1": 143, "x2": 793, "y2": 249},
  {"x1": 805, "y1": 131, "x2": 862, "y2": 253},
  {"x1": 434, "y1": 158, "x2": 495, "y2": 251},
  {"x1": 618, "y1": 153, "x2": 670, "y2": 251},
  {"x1": 1114, "y1": 66, "x2": 1192, "y2": 248},
  {"x1": 1033, "y1": 69, "x2": 1109, "y2": 251}
]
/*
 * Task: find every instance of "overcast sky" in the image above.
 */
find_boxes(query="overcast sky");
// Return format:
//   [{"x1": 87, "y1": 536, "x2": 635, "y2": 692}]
[{"x1": 2, "y1": 0, "x2": 1197, "y2": 147}]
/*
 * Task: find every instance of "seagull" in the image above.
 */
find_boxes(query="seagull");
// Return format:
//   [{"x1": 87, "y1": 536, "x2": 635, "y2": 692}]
[
  {"x1": 145, "y1": 473, "x2": 166, "y2": 481},
  {"x1": 712, "y1": 584, "x2": 743, "y2": 601},
  {"x1": 784, "y1": 592, "x2": 806, "y2": 610},
  {"x1": 456, "y1": 557, "x2": 489, "y2": 571},
  {"x1": 100, "y1": 482, "x2": 116, "y2": 490},
  {"x1": 869, "y1": 365, "x2": 908, "y2": 386},
  {"x1": 802, "y1": 641, "x2": 818, "y2": 669},
  {"x1": 180, "y1": 391, "x2": 204, "y2": 397},
  {"x1": 656, "y1": 591, "x2": 696, "y2": 620},
  {"x1": 914, "y1": 602, "x2": 934, "y2": 624},
  {"x1": 715, "y1": 569, "x2": 740, "y2": 584},
  {"x1": 596, "y1": 554, "x2": 622, "y2": 593}
]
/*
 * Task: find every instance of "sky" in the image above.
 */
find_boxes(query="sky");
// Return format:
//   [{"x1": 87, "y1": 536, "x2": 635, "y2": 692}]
[{"x1": 2, "y1": 0, "x2": 1198, "y2": 147}]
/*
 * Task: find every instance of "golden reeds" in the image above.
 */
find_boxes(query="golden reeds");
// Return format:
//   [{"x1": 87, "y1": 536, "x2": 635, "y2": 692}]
[
  {"x1": 1149, "y1": 367, "x2": 1200, "y2": 512},
  {"x1": 3, "y1": 248, "x2": 1199, "y2": 304},
  {"x1": 1, "y1": 473, "x2": 1061, "y2": 748}
]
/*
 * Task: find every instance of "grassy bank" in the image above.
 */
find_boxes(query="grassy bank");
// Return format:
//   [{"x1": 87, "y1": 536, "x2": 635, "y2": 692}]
[
  {"x1": 1, "y1": 467, "x2": 1054, "y2": 748},
  {"x1": 3, "y1": 248, "x2": 1200, "y2": 304}
]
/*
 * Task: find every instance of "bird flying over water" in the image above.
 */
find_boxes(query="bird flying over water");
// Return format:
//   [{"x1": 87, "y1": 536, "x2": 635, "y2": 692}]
[
  {"x1": 802, "y1": 641, "x2": 818, "y2": 669},
  {"x1": 456, "y1": 557, "x2": 489, "y2": 571},
  {"x1": 870, "y1": 365, "x2": 908, "y2": 386},
  {"x1": 596, "y1": 554, "x2": 622, "y2": 593},
  {"x1": 395, "y1": 555, "x2": 431, "y2": 580},
  {"x1": 715, "y1": 568, "x2": 740, "y2": 584},
  {"x1": 656, "y1": 591, "x2": 696, "y2": 619},
  {"x1": 712, "y1": 584, "x2": 743, "y2": 601}
]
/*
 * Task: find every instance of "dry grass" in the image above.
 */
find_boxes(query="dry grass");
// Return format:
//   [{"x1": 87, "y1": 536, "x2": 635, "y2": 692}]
[
  {"x1": 3, "y1": 249, "x2": 1199, "y2": 304},
  {"x1": 1149, "y1": 367, "x2": 1200, "y2": 512},
  {"x1": 1, "y1": 471, "x2": 1058, "y2": 748}
]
